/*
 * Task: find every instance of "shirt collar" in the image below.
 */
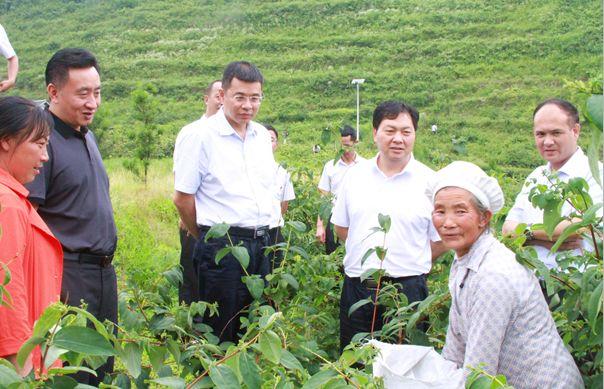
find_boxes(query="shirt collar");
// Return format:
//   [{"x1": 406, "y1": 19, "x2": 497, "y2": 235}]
[
  {"x1": 51, "y1": 111, "x2": 88, "y2": 139},
  {"x1": 216, "y1": 108, "x2": 257, "y2": 137},
  {"x1": 0, "y1": 168, "x2": 29, "y2": 198},
  {"x1": 455, "y1": 231, "x2": 497, "y2": 272},
  {"x1": 549, "y1": 147, "x2": 585, "y2": 177},
  {"x1": 371, "y1": 153, "x2": 417, "y2": 178},
  {"x1": 337, "y1": 153, "x2": 360, "y2": 167}
]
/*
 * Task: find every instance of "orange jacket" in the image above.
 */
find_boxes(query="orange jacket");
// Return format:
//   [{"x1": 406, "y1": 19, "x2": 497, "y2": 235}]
[{"x1": 0, "y1": 168, "x2": 63, "y2": 371}]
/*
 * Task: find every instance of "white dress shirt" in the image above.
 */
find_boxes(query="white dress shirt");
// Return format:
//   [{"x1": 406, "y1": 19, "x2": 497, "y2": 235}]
[
  {"x1": 269, "y1": 163, "x2": 295, "y2": 228},
  {"x1": 318, "y1": 154, "x2": 365, "y2": 201},
  {"x1": 331, "y1": 156, "x2": 440, "y2": 278},
  {"x1": 506, "y1": 148, "x2": 603, "y2": 268},
  {"x1": 0, "y1": 25, "x2": 15, "y2": 59},
  {"x1": 174, "y1": 109, "x2": 277, "y2": 228},
  {"x1": 173, "y1": 114, "x2": 208, "y2": 173}
]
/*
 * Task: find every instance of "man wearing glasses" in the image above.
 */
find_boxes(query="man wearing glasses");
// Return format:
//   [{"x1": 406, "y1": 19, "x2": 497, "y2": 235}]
[
  {"x1": 502, "y1": 98, "x2": 603, "y2": 270},
  {"x1": 173, "y1": 61, "x2": 277, "y2": 342}
]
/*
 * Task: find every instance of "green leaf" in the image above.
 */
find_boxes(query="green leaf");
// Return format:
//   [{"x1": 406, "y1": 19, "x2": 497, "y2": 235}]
[
  {"x1": 586, "y1": 94, "x2": 603, "y2": 131},
  {"x1": 286, "y1": 220, "x2": 307, "y2": 233},
  {"x1": 280, "y1": 349, "x2": 303, "y2": 371},
  {"x1": 146, "y1": 344, "x2": 167, "y2": 372},
  {"x1": 289, "y1": 245, "x2": 310, "y2": 259},
  {"x1": 209, "y1": 364, "x2": 241, "y2": 389},
  {"x1": 214, "y1": 247, "x2": 231, "y2": 265},
  {"x1": 231, "y1": 246, "x2": 250, "y2": 269},
  {"x1": 32, "y1": 303, "x2": 65, "y2": 338},
  {"x1": 48, "y1": 365, "x2": 98, "y2": 376},
  {"x1": 52, "y1": 326, "x2": 115, "y2": 356},
  {"x1": 163, "y1": 267, "x2": 183, "y2": 288},
  {"x1": 167, "y1": 338, "x2": 181, "y2": 363},
  {"x1": 16, "y1": 336, "x2": 45, "y2": 368},
  {"x1": 243, "y1": 275, "x2": 265, "y2": 300},
  {"x1": 320, "y1": 128, "x2": 332, "y2": 146},
  {"x1": 281, "y1": 273, "x2": 299, "y2": 289},
  {"x1": 588, "y1": 280, "x2": 603, "y2": 334},
  {"x1": 360, "y1": 248, "x2": 376, "y2": 265},
  {"x1": 378, "y1": 213, "x2": 391, "y2": 233},
  {"x1": 150, "y1": 315, "x2": 176, "y2": 331},
  {"x1": 44, "y1": 345, "x2": 70, "y2": 368},
  {"x1": 348, "y1": 298, "x2": 372, "y2": 317},
  {"x1": 467, "y1": 375, "x2": 492, "y2": 389},
  {"x1": 118, "y1": 342, "x2": 142, "y2": 379},
  {"x1": 551, "y1": 221, "x2": 584, "y2": 253},
  {"x1": 259, "y1": 330, "x2": 282, "y2": 364},
  {"x1": 239, "y1": 352, "x2": 261, "y2": 389},
  {"x1": 360, "y1": 267, "x2": 379, "y2": 282},
  {"x1": 151, "y1": 376, "x2": 186, "y2": 389},
  {"x1": 204, "y1": 223, "x2": 230, "y2": 241},
  {"x1": 302, "y1": 369, "x2": 338, "y2": 389},
  {"x1": 0, "y1": 364, "x2": 22, "y2": 385},
  {"x1": 1, "y1": 262, "x2": 10, "y2": 286}
]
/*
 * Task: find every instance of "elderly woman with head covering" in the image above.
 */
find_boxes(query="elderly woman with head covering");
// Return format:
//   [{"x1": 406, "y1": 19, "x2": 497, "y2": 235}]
[
  {"x1": 0, "y1": 96, "x2": 63, "y2": 375},
  {"x1": 427, "y1": 161, "x2": 583, "y2": 388}
]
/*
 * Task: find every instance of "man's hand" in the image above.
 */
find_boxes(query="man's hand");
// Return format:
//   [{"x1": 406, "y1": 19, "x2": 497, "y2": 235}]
[
  {"x1": 316, "y1": 217, "x2": 326, "y2": 243},
  {"x1": 528, "y1": 235, "x2": 583, "y2": 251},
  {"x1": 173, "y1": 191, "x2": 198, "y2": 239},
  {"x1": 0, "y1": 79, "x2": 15, "y2": 92}
]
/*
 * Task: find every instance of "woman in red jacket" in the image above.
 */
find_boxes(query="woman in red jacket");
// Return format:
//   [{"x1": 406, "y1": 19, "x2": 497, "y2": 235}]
[{"x1": 0, "y1": 96, "x2": 63, "y2": 375}]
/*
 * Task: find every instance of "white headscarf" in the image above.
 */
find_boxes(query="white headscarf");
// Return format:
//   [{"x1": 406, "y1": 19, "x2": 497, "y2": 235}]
[{"x1": 426, "y1": 161, "x2": 504, "y2": 213}]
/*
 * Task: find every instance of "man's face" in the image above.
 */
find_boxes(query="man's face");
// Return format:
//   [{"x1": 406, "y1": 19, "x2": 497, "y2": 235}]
[
  {"x1": 269, "y1": 130, "x2": 278, "y2": 152},
  {"x1": 373, "y1": 112, "x2": 416, "y2": 164},
  {"x1": 220, "y1": 78, "x2": 262, "y2": 131},
  {"x1": 533, "y1": 104, "x2": 579, "y2": 170},
  {"x1": 340, "y1": 135, "x2": 356, "y2": 157},
  {"x1": 48, "y1": 67, "x2": 101, "y2": 130},
  {"x1": 204, "y1": 81, "x2": 222, "y2": 117}
]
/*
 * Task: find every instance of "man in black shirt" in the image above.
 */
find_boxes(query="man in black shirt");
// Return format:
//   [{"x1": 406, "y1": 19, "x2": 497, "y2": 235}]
[{"x1": 27, "y1": 48, "x2": 117, "y2": 385}]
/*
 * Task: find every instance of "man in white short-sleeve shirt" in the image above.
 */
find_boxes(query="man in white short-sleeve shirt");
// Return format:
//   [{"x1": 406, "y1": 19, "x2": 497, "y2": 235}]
[
  {"x1": 172, "y1": 79, "x2": 222, "y2": 305},
  {"x1": 265, "y1": 124, "x2": 295, "y2": 268},
  {"x1": 173, "y1": 61, "x2": 277, "y2": 342},
  {"x1": 0, "y1": 24, "x2": 18, "y2": 92},
  {"x1": 503, "y1": 98, "x2": 603, "y2": 270},
  {"x1": 316, "y1": 125, "x2": 365, "y2": 254},
  {"x1": 332, "y1": 101, "x2": 446, "y2": 350}
]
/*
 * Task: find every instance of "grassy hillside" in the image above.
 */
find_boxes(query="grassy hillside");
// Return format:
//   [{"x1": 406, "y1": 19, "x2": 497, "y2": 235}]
[{"x1": 0, "y1": 0, "x2": 602, "y2": 194}]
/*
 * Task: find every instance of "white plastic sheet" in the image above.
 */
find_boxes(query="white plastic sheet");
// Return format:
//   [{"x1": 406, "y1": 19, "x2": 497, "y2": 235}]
[{"x1": 370, "y1": 340, "x2": 464, "y2": 389}]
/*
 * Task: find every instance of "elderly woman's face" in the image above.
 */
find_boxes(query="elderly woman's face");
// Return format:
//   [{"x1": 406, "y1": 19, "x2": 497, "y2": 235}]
[{"x1": 432, "y1": 187, "x2": 490, "y2": 258}]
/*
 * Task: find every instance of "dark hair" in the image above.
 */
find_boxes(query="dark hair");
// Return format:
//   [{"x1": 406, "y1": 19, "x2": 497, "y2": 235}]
[
  {"x1": 339, "y1": 124, "x2": 357, "y2": 141},
  {"x1": 533, "y1": 98, "x2": 579, "y2": 126},
  {"x1": 264, "y1": 123, "x2": 277, "y2": 139},
  {"x1": 45, "y1": 48, "x2": 100, "y2": 87},
  {"x1": 204, "y1": 79, "x2": 221, "y2": 96},
  {"x1": 372, "y1": 101, "x2": 419, "y2": 131},
  {"x1": 0, "y1": 96, "x2": 53, "y2": 145},
  {"x1": 221, "y1": 61, "x2": 264, "y2": 91}
]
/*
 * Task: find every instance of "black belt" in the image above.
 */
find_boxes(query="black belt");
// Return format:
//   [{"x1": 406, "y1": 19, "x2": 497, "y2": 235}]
[
  {"x1": 65, "y1": 251, "x2": 114, "y2": 267},
  {"x1": 348, "y1": 274, "x2": 425, "y2": 289},
  {"x1": 198, "y1": 225, "x2": 269, "y2": 239}
]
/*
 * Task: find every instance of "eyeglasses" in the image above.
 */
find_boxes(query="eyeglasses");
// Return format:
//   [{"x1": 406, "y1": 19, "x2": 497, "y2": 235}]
[{"x1": 232, "y1": 94, "x2": 263, "y2": 105}]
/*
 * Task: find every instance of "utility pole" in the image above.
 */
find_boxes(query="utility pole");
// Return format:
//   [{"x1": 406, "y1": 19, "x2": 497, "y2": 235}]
[{"x1": 351, "y1": 79, "x2": 365, "y2": 141}]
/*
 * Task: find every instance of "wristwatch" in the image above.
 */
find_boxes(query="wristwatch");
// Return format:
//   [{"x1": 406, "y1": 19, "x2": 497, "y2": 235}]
[{"x1": 523, "y1": 224, "x2": 535, "y2": 241}]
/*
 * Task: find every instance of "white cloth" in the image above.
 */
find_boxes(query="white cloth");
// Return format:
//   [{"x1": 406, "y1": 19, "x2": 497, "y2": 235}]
[
  {"x1": 0, "y1": 24, "x2": 15, "y2": 59},
  {"x1": 269, "y1": 163, "x2": 295, "y2": 228},
  {"x1": 426, "y1": 161, "x2": 504, "y2": 213},
  {"x1": 506, "y1": 148, "x2": 603, "y2": 268},
  {"x1": 443, "y1": 233, "x2": 583, "y2": 389},
  {"x1": 172, "y1": 114, "x2": 207, "y2": 173},
  {"x1": 318, "y1": 154, "x2": 365, "y2": 201},
  {"x1": 173, "y1": 108, "x2": 277, "y2": 227},
  {"x1": 331, "y1": 156, "x2": 440, "y2": 277}
]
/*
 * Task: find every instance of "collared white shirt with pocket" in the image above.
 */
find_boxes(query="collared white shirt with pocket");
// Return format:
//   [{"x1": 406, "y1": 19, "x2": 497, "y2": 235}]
[
  {"x1": 174, "y1": 108, "x2": 277, "y2": 228},
  {"x1": 331, "y1": 156, "x2": 440, "y2": 278},
  {"x1": 318, "y1": 154, "x2": 365, "y2": 201}
]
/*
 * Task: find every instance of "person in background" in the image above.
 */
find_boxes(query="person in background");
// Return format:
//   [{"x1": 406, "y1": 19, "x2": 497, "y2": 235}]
[
  {"x1": 265, "y1": 123, "x2": 295, "y2": 269},
  {"x1": 0, "y1": 24, "x2": 18, "y2": 92},
  {"x1": 0, "y1": 96, "x2": 62, "y2": 376},
  {"x1": 332, "y1": 101, "x2": 446, "y2": 351},
  {"x1": 173, "y1": 79, "x2": 222, "y2": 305},
  {"x1": 26, "y1": 48, "x2": 117, "y2": 385},
  {"x1": 316, "y1": 125, "x2": 364, "y2": 254},
  {"x1": 502, "y1": 99, "x2": 603, "y2": 271},
  {"x1": 427, "y1": 161, "x2": 583, "y2": 389},
  {"x1": 173, "y1": 61, "x2": 276, "y2": 342}
]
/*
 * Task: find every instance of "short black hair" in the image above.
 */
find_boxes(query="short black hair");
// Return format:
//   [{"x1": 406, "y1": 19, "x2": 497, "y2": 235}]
[
  {"x1": 533, "y1": 98, "x2": 579, "y2": 126},
  {"x1": 264, "y1": 123, "x2": 277, "y2": 139},
  {"x1": 221, "y1": 61, "x2": 264, "y2": 91},
  {"x1": 340, "y1": 124, "x2": 357, "y2": 141},
  {"x1": 204, "y1": 79, "x2": 221, "y2": 96},
  {"x1": 372, "y1": 101, "x2": 419, "y2": 131},
  {"x1": 0, "y1": 96, "x2": 52, "y2": 145},
  {"x1": 45, "y1": 48, "x2": 100, "y2": 87}
]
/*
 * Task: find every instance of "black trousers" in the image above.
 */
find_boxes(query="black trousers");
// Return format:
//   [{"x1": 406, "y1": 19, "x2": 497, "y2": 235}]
[
  {"x1": 339, "y1": 274, "x2": 428, "y2": 352},
  {"x1": 195, "y1": 229, "x2": 270, "y2": 343},
  {"x1": 178, "y1": 228, "x2": 199, "y2": 304},
  {"x1": 268, "y1": 226, "x2": 284, "y2": 270},
  {"x1": 61, "y1": 259, "x2": 118, "y2": 385},
  {"x1": 325, "y1": 219, "x2": 340, "y2": 255}
]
